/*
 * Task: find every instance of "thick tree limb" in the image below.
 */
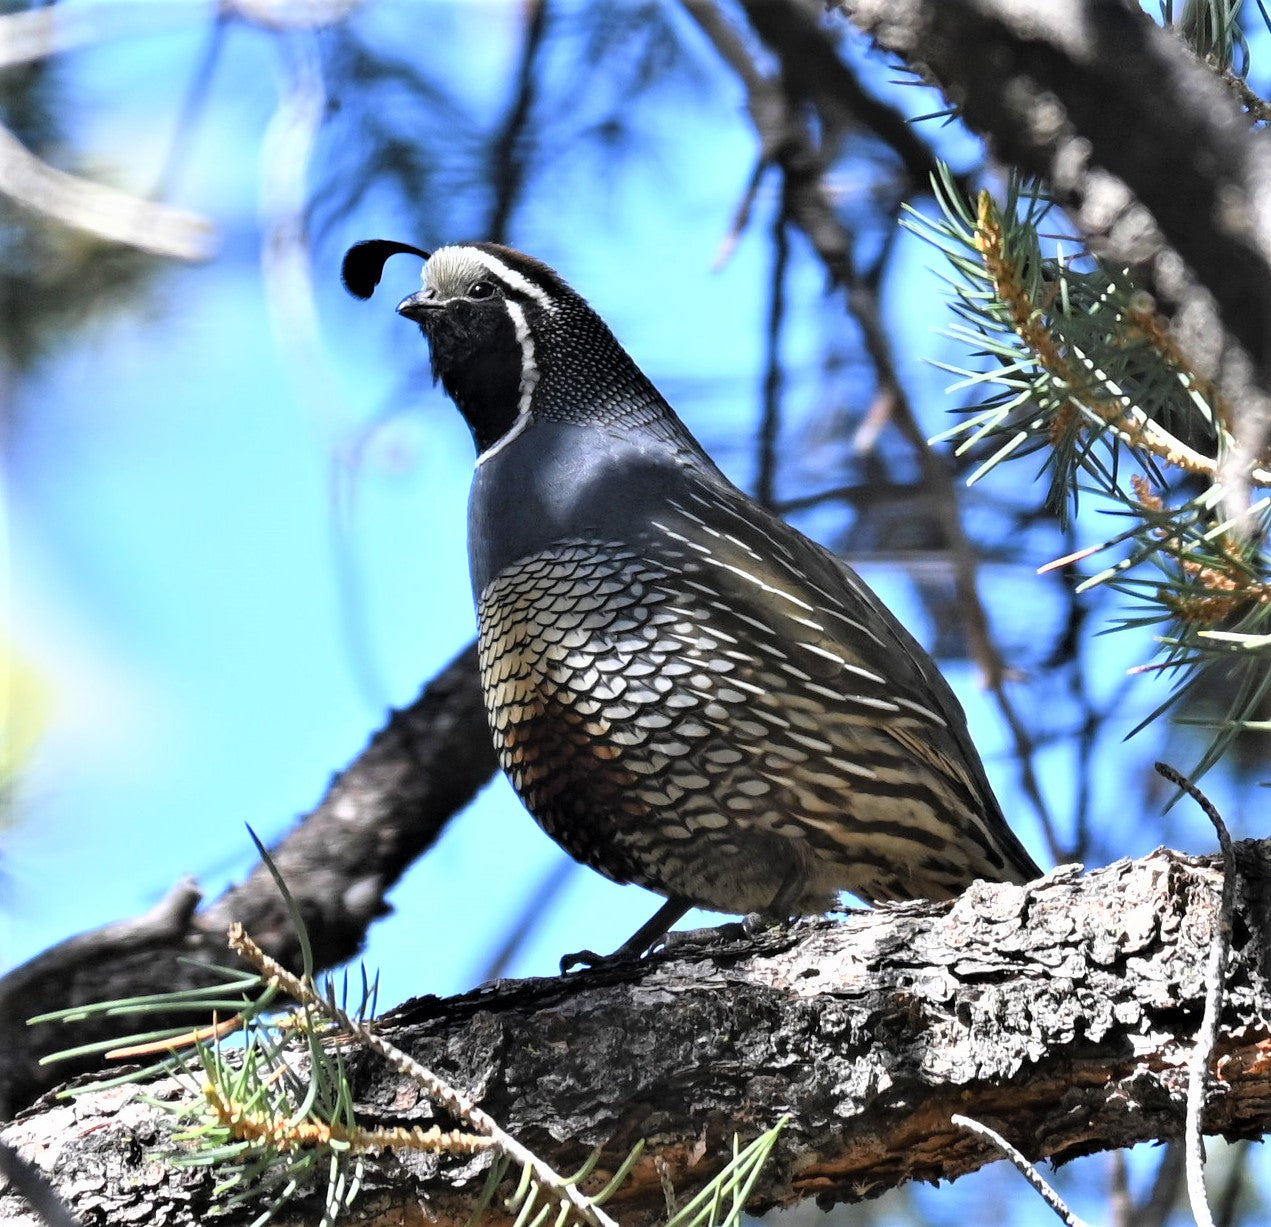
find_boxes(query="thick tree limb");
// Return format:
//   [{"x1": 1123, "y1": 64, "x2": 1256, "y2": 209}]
[
  {"x1": 0, "y1": 639, "x2": 496, "y2": 1119},
  {"x1": 3, "y1": 842, "x2": 1269, "y2": 1226}
]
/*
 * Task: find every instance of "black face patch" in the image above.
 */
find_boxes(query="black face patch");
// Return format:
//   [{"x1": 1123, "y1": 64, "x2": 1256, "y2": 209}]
[{"x1": 420, "y1": 298, "x2": 525, "y2": 452}]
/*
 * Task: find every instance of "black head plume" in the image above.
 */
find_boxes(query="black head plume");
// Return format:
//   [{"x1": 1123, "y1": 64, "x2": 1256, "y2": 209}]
[{"x1": 341, "y1": 239, "x2": 432, "y2": 300}]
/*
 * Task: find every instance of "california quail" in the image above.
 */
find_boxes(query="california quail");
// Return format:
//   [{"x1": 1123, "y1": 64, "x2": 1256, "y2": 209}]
[{"x1": 342, "y1": 239, "x2": 1042, "y2": 966}]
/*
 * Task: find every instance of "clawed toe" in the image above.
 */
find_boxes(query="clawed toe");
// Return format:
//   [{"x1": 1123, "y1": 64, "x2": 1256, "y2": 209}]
[{"x1": 559, "y1": 948, "x2": 607, "y2": 973}]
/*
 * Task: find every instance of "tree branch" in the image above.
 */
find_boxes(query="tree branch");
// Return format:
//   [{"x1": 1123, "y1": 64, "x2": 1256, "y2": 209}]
[
  {"x1": 0, "y1": 121, "x2": 214, "y2": 261},
  {"x1": 0, "y1": 639, "x2": 496, "y2": 1119},
  {"x1": 485, "y1": 0, "x2": 548, "y2": 242},
  {"x1": 832, "y1": 0, "x2": 1271, "y2": 518},
  {"x1": 739, "y1": 0, "x2": 956, "y2": 196},
  {"x1": 4, "y1": 841, "x2": 1270, "y2": 1226}
]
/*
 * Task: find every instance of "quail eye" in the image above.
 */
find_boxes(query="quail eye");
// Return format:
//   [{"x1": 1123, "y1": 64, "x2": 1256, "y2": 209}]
[{"x1": 468, "y1": 280, "x2": 496, "y2": 300}]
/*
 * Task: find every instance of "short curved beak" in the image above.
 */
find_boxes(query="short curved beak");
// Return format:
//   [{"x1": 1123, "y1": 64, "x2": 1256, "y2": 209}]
[{"x1": 396, "y1": 291, "x2": 441, "y2": 321}]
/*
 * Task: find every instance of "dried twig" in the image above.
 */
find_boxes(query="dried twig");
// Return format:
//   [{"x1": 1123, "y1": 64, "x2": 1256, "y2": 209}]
[
  {"x1": 485, "y1": 0, "x2": 548, "y2": 242},
  {"x1": 1214, "y1": 1139, "x2": 1252, "y2": 1227},
  {"x1": 1154, "y1": 760, "x2": 1237, "y2": 1227},
  {"x1": 1133, "y1": 1143, "x2": 1184, "y2": 1227},
  {"x1": 712, "y1": 155, "x2": 768, "y2": 271},
  {"x1": 951, "y1": 1114, "x2": 1093, "y2": 1227},
  {"x1": 756, "y1": 209, "x2": 789, "y2": 509},
  {"x1": 1108, "y1": 1149, "x2": 1132, "y2": 1227}
]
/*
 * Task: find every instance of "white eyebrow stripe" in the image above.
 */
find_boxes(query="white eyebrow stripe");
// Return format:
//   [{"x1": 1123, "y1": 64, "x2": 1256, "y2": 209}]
[{"x1": 465, "y1": 248, "x2": 554, "y2": 310}]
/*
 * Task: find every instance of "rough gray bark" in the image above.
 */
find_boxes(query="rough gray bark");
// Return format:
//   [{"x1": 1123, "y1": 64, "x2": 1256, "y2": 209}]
[
  {"x1": 0, "y1": 639, "x2": 497, "y2": 1120},
  {"x1": 3, "y1": 842, "x2": 1269, "y2": 1227}
]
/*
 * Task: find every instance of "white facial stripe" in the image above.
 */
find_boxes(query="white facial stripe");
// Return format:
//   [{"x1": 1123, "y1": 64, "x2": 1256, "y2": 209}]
[
  {"x1": 505, "y1": 299, "x2": 540, "y2": 418},
  {"x1": 476, "y1": 298, "x2": 538, "y2": 467},
  {"x1": 466, "y1": 249, "x2": 554, "y2": 311}
]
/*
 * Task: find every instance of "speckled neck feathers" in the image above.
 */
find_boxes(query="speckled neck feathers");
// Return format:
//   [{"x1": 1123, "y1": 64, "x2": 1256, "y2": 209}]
[{"x1": 408, "y1": 243, "x2": 707, "y2": 462}]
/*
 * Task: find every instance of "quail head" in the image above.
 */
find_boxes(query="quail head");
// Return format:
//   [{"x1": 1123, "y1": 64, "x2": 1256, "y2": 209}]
[{"x1": 343, "y1": 239, "x2": 1042, "y2": 967}]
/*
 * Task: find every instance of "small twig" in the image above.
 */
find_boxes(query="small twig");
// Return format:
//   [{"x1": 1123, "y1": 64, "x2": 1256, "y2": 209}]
[
  {"x1": 228, "y1": 924, "x2": 619, "y2": 1227},
  {"x1": 1153, "y1": 762, "x2": 1236, "y2": 1227},
  {"x1": 712, "y1": 155, "x2": 768, "y2": 271},
  {"x1": 756, "y1": 207, "x2": 789, "y2": 509},
  {"x1": 1214, "y1": 1139, "x2": 1251, "y2": 1227},
  {"x1": 851, "y1": 388, "x2": 897, "y2": 456},
  {"x1": 1133, "y1": 1142, "x2": 1185, "y2": 1227},
  {"x1": 484, "y1": 0, "x2": 548, "y2": 242},
  {"x1": 151, "y1": 14, "x2": 228, "y2": 201},
  {"x1": 682, "y1": 1, "x2": 766, "y2": 95},
  {"x1": 951, "y1": 1114, "x2": 1094, "y2": 1227},
  {"x1": 1108, "y1": 1149, "x2": 1132, "y2": 1227}
]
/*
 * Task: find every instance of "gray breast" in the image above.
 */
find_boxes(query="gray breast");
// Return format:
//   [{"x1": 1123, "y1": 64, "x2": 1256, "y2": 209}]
[{"x1": 467, "y1": 417, "x2": 697, "y2": 598}]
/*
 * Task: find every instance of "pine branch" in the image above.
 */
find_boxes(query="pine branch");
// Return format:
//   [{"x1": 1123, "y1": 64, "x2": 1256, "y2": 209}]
[
  {"x1": 835, "y1": 0, "x2": 1271, "y2": 521},
  {"x1": 903, "y1": 165, "x2": 1271, "y2": 777}
]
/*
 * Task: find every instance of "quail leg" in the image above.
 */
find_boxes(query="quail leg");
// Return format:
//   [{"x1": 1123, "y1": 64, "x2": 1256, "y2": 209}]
[{"x1": 559, "y1": 896, "x2": 692, "y2": 973}]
